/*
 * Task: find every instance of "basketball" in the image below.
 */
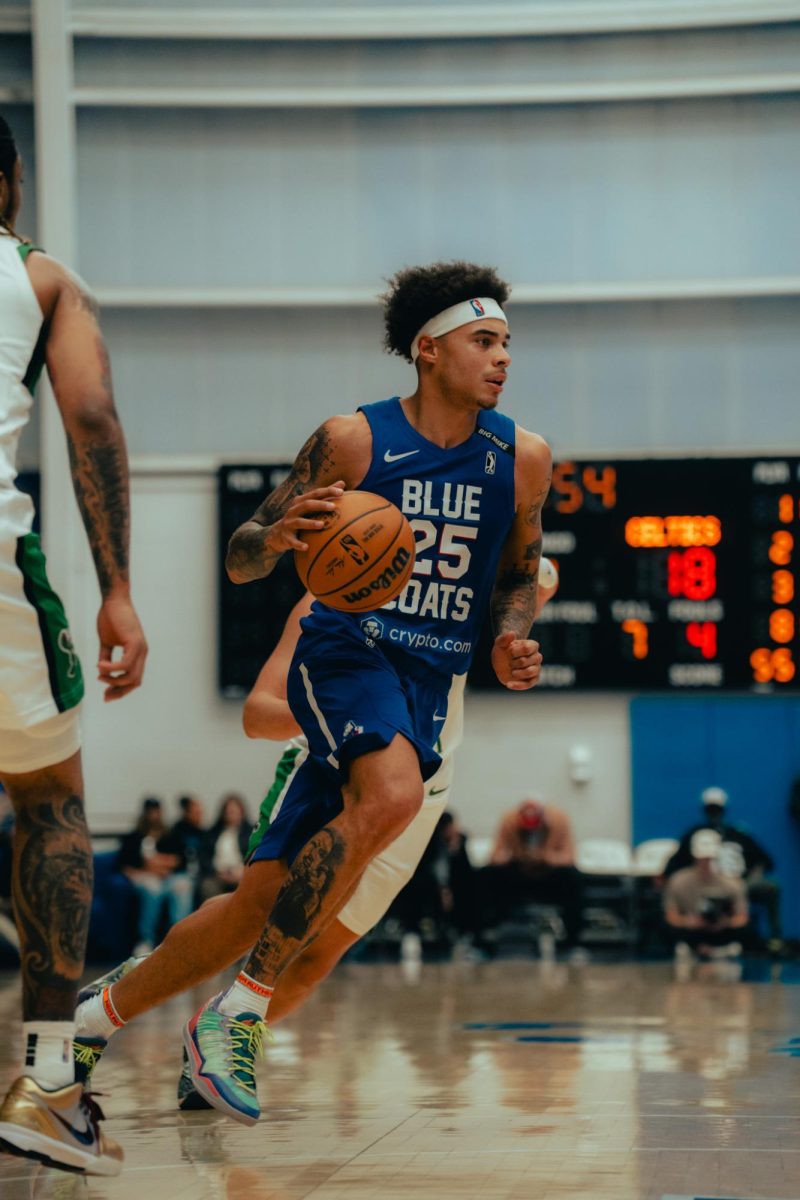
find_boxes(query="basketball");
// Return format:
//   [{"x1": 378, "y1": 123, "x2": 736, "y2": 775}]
[{"x1": 294, "y1": 490, "x2": 416, "y2": 612}]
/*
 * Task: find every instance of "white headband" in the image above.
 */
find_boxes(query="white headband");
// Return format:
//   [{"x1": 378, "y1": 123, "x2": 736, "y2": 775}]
[{"x1": 410, "y1": 297, "x2": 508, "y2": 362}]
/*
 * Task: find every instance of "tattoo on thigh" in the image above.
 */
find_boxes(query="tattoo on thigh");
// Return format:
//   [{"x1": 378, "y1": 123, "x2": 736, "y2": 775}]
[
  {"x1": 245, "y1": 827, "x2": 345, "y2": 981},
  {"x1": 13, "y1": 794, "x2": 93, "y2": 1019}
]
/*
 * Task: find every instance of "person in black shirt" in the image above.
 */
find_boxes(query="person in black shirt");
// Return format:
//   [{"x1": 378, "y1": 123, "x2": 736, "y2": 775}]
[
  {"x1": 664, "y1": 786, "x2": 782, "y2": 948},
  {"x1": 118, "y1": 797, "x2": 197, "y2": 955}
]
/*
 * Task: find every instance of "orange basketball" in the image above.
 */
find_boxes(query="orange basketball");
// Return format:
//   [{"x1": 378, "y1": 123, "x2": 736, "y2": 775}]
[{"x1": 294, "y1": 490, "x2": 416, "y2": 612}]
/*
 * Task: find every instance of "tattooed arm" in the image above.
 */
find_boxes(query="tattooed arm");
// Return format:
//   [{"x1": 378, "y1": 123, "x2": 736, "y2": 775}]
[
  {"x1": 489, "y1": 428, "x2": 552, "y2": 691},
  {"x1": 26, "y1": 253, "x2": 147, "y2": 700},
  {"x1": 226, "y1": 413, "x2": 371, "y2": 584}
]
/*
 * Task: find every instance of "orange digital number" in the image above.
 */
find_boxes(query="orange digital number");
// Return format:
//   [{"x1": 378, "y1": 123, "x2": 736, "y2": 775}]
[
  {"x1": 552, "y1": 462, "x2": 583, "y2": 514},
  {"x1": 769, "y1": 531, "x2": 794, "y2": 565},
  {"x1": 582, "y1": 465, "x2": 617, "y2": 509},
  {"x1": 622, "y1": 619, "x2": 649, "y2": 660},
  {"x1": 750, "y1": 647, "x2": 796, "y2": 684},
  {"x1": 778, "y1": 494, "x2": 796, "y2": 524},
  {"x1": 772, "y1": 570, "x2": 795, "y2": 605},
  {"x1": 769, "y1": 608, "x2": 795, "y2": 644}
]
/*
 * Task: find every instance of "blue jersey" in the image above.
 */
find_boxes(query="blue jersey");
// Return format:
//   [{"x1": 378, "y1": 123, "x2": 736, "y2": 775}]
[{"x1": 300, "y1": 396, "x2": 517, "y2": 682}]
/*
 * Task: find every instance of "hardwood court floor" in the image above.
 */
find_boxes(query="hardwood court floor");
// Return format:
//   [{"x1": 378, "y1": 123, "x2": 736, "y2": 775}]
[{"x1": 1, "y1": 958, "x2": 798, "y2": 1200}]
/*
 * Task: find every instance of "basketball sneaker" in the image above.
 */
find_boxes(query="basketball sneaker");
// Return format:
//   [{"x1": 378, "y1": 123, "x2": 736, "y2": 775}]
[
  {"x1": 0, "y1": 1077, "x2": 123, "y2": 1175},
  {"x1": 183, "y1": 995, "x2": 268, "y2": 1126},
  {"x1": 76, "y1": 954, "x2": 145, "y2": 1006},
  {"x1": 177, "y1": 1047, "x2": 212, "y2": 1111}
]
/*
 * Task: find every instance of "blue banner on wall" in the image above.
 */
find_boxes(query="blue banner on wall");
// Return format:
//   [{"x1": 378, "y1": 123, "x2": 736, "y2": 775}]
[{"x1": 631, "y1": 696, "x2": 800, "y2": 939}]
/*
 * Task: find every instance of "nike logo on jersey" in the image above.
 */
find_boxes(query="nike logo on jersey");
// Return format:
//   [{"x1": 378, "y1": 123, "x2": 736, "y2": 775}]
[
  {"x1": 429, "y1": 786, "x2": 449, "y2": 796},
  {"x1": 433, "y1": 713, "x2": 447, "y2": 722},
  {"x1": 384, "y1": 449, "x2": 420, "y2": 463}
]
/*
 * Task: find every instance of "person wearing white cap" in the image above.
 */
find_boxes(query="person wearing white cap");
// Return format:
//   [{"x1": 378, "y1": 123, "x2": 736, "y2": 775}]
[
  {"x1": 662, "y1": 827, "x2": 749, "y2": 967},
  {"x1": 663, "y1": 786, "x2": 783, "y2": 950}
]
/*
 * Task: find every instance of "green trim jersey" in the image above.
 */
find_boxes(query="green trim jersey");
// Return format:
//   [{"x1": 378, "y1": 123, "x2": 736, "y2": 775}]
[
  {"x1": 0, "y1": 236, "x2": 84, "y2": 728},
  {"x1": 0, "y1": 236, "x2": 45, "y2": 540}
]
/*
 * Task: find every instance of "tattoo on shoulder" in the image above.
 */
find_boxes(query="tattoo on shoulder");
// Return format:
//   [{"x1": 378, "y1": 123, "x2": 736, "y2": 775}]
[
  {"x1": 525, "y1": 474, "x2": 551, "y2": 526},
  {"x1": 64, "y1": 269, "x2": 100, "y2": 318},
  {"x1": 253, "y1": 424, "x2": 337, "y2": 526}
]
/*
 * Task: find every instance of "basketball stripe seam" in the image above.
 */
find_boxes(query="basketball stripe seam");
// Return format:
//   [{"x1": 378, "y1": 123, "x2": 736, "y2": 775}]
[{"x1": 299, "y1": 663, "x2": 340, "y2": 769}]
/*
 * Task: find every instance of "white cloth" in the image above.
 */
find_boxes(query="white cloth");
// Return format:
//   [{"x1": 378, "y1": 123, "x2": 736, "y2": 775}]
[
  {"x1": 410, "y1": 297, "x2": 507, "y2": 361},
  {"x1": 0, "y1": 708, "x2": 81, "y2": 773},
  {"x1": 0, "y1": 233, "x2": 42, "y2": 541},
  {"x1": 338, "y1": 672, "x2": 466, "y2": 935},
  {"x1": 213, "y1": 827, "x2": 244, "y2": 874}
]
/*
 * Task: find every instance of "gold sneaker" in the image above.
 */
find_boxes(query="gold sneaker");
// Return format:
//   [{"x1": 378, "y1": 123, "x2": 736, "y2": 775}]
[{"x1": 0, "y1": 1076, "x2": 123, "y2": 1175}]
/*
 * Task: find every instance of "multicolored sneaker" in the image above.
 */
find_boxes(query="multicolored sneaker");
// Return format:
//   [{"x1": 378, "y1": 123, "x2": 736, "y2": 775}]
[
  {"x1": 0, "y1": 1077, "x2": 123, "y2": 1175},
  {"x1": 77, "y1": 955, "x2": 145, "y2": 1006},
  {"x1": 183, "y1": 995, "x2": 268, "y2": 1126},
  {"x1": 177, "y1": 1047, "x2": 212, "y2": 1112},
  {"x1": 72, "y1": 1036, "x2": 108, "y2": 1087}
]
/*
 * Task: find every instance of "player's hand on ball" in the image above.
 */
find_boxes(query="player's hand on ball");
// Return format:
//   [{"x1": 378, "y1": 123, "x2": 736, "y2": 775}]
[
  {"x1": 266, "y1": 482, "x2": 345, "y2": 554},
  {"x1": 491, "y1": 632, "x2": 543, "y2": 691}
]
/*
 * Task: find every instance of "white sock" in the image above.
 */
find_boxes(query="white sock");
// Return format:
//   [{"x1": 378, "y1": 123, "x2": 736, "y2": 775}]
[
  {"x1": 217, "y1": 971, "x2": 273, "y2": 1020},
  {"x1": 75, "y1": 986, "x2": 125, "y2": 1041},
  {"x1": 22, "y1": 1021, "x2": 75, "y2": 1089}
]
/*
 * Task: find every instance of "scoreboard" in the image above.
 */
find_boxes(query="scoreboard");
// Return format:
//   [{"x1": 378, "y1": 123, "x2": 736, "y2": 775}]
[
  {"x1": 470, "y1": 455, "x2": 800, "y2": 692},
  {"x1": 219, "y1": 456, "x2": 800, "y2": 696}
]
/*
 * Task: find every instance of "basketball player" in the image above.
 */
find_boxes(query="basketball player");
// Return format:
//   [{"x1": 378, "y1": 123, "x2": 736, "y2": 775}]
[
  {"x1": 0, "y1": 117, "x2": 147, "y2": 1174},
  {"x1": 75, "y1": 558, "x2": 557, "y2": 1110},
  {"x1": 78, "y1": 260, "x2": 549, "y2": 1125}
]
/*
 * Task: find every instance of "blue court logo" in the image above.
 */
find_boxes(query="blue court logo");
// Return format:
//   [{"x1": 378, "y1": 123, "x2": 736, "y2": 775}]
[
  {"x1": 469, "y1": 298, "x2": 485, "y2": 317},
  {"x1": 360, "y1": 616, "x2": 384, "y2": 643}
]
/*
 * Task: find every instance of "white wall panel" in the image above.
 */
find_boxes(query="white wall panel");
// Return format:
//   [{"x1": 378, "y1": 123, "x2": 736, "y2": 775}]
[
  {"x1": 71, "y1": 26, "x2": 800, "y2": 90},
  {"x1": 76, "y1": 98, "x2": 800, "y2": 289},
  {"x1": 99, "y1": 299, "x2": 800, "y2": 457}
]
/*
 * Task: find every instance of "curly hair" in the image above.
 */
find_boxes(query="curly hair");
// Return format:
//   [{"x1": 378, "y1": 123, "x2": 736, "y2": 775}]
[
  {"x1": 380, "y1": 261, "x2": 511, "y2": 362},
  {"x1": 0, "y1": 115, "x2": 20, "y2": 237}
]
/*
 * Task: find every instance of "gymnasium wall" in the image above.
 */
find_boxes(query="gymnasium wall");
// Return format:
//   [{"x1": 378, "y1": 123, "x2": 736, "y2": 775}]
[{"x1": 1, "y1": 5, "x2": 798, "y2": 868}]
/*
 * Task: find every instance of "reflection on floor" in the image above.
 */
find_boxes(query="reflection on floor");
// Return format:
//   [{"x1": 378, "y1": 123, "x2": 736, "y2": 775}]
[{"x1": 1, "y1": 959, "x2": 798, "y2": 1199}]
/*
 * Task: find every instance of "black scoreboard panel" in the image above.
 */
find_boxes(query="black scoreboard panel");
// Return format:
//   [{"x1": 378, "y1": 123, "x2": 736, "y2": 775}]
[
  {"x1": 219, "y1": 457, "x2": 800, "y2": 696},
  {"x1": 218, "y1": 464, "x2": 303, "y2": 698},
  {"x1": 469, "y1": 456, "x2": 800, "y2": 692}
]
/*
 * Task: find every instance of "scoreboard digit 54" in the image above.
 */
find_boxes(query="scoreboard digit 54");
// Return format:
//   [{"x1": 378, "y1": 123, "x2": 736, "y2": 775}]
[{"x1": 486, "y1": 456, "x2": 799, "y2": 692}]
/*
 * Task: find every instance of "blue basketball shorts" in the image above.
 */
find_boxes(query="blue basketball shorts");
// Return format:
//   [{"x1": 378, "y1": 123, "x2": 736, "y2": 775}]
[{"x1": 247, "y1": 630, "x2": 451, "y2": 866}]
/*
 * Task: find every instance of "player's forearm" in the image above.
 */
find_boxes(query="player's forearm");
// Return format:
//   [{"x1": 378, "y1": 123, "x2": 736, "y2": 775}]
[
  {"x1": 243, "y1": 694, "x2": 301, "y2": 741},
  {"x1": 65, "y1": 409, "x2": 131, "y2": 598},
  {"x1": 490, "y1": 570, "x2": 538, "y2": 638},
  {"x1": 226, "y1": 522, "x2": 282, "y2": 584}
]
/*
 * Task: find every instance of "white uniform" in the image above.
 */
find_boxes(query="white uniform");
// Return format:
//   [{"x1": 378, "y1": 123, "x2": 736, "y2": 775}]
[
  {"x1": 251, "y1": 673, "x2": 465, "y2": 936},
  {"x1": 0, "y1": 234, "x2": 82, "y2": 771}
]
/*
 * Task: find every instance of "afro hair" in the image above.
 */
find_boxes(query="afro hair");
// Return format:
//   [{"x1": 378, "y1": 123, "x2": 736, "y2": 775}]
[{"x1": 381, "y1": 261, "x2": 511, "y2": 363}]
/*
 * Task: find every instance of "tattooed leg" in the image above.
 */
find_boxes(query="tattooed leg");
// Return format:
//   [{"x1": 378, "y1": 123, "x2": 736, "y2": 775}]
[
  {"x1": 243, "y1": 734, "x2": 423, "y2": 987},
  {"x1": 2, "y1": 752, "x2": 92, "y2": 1020}
]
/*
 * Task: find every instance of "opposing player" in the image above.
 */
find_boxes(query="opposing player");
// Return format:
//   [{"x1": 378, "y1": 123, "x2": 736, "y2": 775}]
[
  {"x1": 77, "y1": 260, "x2": 550, "y2": 1125},
  {"x1": 0, "y1": 116, "x2": 147, "y2": 1173}
]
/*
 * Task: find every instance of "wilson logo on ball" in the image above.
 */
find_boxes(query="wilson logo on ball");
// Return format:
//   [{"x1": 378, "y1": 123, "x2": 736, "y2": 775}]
[{"x1": 342, "y1": 545, "x2": 413, "y2": 605}]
